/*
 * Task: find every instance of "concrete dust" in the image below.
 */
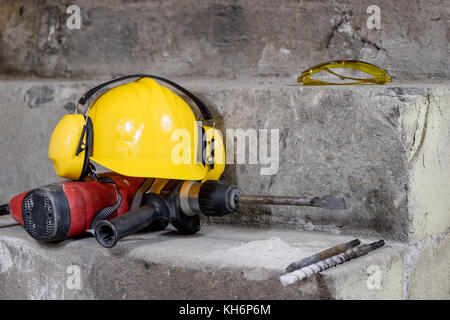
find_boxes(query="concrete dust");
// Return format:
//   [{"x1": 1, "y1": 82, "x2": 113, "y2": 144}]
[
  {"x1": 228, "y1": 237, "x2": 293, "y2": 254},
  {"x1": 208, "y1": 237, "x2": 311, "y2": 271}
]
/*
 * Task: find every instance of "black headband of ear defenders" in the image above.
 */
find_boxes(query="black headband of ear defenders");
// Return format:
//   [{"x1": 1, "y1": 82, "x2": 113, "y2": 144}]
[{"x1": 78, "y1": 74, "x2": 213, "y2": 120}]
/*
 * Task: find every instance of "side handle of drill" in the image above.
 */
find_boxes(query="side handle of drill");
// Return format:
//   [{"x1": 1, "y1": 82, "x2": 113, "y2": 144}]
[{"x1": 94, "y1": 193, "x2": 170, "y2": 248}]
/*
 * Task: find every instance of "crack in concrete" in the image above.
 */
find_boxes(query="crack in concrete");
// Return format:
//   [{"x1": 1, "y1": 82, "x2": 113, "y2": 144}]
[
  {"x1": 325, "y1": 16, "x2": 387, "y2": 52},
  {"x1": 409, "y1": 90, "x2": 431, "y2": 164},
  {"x1": 402, "y1": 228, "x2": 450, "y2": 299},
  {"x1": 325, "y1": 17, "x2": 349, "y2": 49}
]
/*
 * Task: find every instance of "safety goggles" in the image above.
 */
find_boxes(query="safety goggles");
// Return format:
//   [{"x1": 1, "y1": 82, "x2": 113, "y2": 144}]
[{"x1": 297, "y1": 60, "x2": 392, "y2": 85}]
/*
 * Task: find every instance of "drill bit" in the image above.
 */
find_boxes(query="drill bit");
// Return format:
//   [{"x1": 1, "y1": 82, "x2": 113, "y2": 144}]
[
  {"x1": 285, "y1": 239, "x2": 361, "y2": 272},
  {"x1": 280, "y1": 240, "x2": 385, "y2": 286},
  {"x1": 238, "y1": 195, "x2": 346, "y2": 210}
]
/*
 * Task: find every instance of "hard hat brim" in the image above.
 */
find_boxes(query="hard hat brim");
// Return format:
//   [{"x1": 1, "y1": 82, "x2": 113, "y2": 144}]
[{"x1": 90, "y1": 156, "x2": 207, "y2": 180}]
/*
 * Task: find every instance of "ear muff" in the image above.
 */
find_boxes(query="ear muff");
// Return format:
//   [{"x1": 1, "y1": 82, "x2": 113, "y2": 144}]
[{"x1": 49, "y1": 114, "x2": 90, "y2": 180}]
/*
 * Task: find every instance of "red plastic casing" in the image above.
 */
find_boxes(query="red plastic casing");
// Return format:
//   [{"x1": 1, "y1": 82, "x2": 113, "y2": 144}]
[{"x1": 9, "y1": 173, "x2": 145, "y2": 237}]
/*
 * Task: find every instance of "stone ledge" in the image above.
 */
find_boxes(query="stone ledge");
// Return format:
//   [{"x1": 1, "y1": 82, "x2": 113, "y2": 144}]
[{"x1": 0, "y1": 215, "x2": 406, "y2": 299}]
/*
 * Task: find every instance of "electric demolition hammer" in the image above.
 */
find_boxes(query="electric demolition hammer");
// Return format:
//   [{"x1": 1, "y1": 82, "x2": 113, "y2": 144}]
[{"x1": 0, "y1": 172, "x2": 346, "y2": 248}]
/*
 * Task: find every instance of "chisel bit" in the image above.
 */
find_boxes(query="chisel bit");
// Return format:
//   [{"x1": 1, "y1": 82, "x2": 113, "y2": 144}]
[{"x1": 238, "y1": 195, "x2": 346, "y2": 210}]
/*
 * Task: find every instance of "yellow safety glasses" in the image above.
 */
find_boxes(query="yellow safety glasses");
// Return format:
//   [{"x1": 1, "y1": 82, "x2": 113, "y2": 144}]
[{"x1": 297, "y1": 60, "x2": 392, "y2": 86}]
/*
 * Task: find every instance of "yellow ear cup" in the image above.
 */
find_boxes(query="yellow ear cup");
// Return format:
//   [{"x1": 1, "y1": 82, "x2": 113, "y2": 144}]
[
  {"x1": 48, "y1": 114, "x2": 87, "y2": 180},
  {"x1": 202, "y1": 126, "x2": 225, "y2": 181}
]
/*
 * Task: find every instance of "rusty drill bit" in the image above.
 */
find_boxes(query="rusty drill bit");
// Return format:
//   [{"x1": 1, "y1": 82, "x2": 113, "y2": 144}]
[
  {"x1": 238, "y1": 195, "x2": 346, "y2": 210},
  {"x1": 280, "y1": 240, "x2": 385, "y2": 286},
  {"x1": 285, "y1": 239, "x2": 361, "y2": 273}
]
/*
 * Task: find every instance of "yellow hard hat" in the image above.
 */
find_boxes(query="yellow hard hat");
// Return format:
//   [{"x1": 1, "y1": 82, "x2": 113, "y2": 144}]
[{"x1": 48, "y1": 75, "x2": 224, "y2": 181}]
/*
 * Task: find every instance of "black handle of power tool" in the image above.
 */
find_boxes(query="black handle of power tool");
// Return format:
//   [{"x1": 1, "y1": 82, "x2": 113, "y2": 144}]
[
  {"x1": 0, "y1": 204, "x2": 9, "y2": 216},
  {"x1": 94, "y1": 193, "x2": 169, "y2": 248}
]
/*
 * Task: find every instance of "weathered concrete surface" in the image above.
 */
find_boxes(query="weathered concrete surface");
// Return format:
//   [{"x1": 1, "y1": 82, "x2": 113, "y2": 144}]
[
  {"x1": 404, "y1": 89, "x2": 450, "y2": 242},
  {"x1": 193, "y1": 80, "x2": 450, "y2": 244},
  {"x1": 404, "y1": 229, "x2": 450, "y2": 299},
  {"x1": 0, "y1": 215, "x2": 406, "y2": 300},
  {"x1": 0, "y1": 0, "x2": 448, "y2": 80},
  {"x1": 0, "y1": 79, "x2": 449, "y2": 243}
]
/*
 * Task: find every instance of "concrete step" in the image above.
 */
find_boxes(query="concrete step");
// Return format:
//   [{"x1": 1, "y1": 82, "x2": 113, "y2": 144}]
[
  {"x1": 0, "y1": 0, "x2": 448, "y2": 80},
  {"x1": 0, "y1": 78, "x2": 449, "y2": 243},
  {"x1": 0, "y1": 215, "x2": 408, "y2": 299}
]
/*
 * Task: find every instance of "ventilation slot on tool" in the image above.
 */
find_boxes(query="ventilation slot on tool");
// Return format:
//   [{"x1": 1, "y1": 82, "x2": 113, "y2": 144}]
[{"x1": 22, "y1": 191, "x2": 56, "y2": 240}]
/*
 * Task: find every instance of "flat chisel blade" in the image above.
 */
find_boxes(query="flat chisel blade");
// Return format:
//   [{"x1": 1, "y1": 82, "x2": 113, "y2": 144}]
[{"x1": 311, "y1": 195, "x2": 346, "y2": 210}]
